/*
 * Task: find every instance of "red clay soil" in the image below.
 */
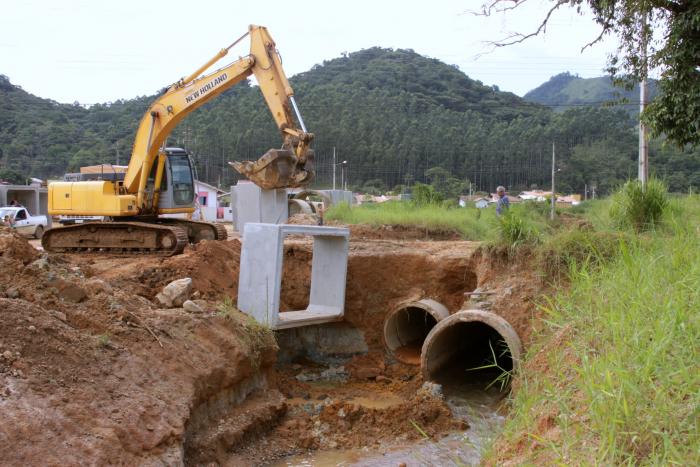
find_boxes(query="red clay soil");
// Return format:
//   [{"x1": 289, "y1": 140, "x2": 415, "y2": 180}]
[
  {"x1": 343, "y1": 223, "x2": 463, "y2": 241},
  {"x1": 0, "y1": 232, "x2": 278, "y2": 465},
  {"x1": 0, "y1": 227, "x2": 547, "y2": 465}
]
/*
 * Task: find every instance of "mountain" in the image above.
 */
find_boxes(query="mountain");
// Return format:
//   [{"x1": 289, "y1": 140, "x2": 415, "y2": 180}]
[
  {"x1": 1, "y1": 52, "x2": 698, "y2": 195},
  {"x1": 523, "y1": 72, "x2": 658, "y2": 115}
]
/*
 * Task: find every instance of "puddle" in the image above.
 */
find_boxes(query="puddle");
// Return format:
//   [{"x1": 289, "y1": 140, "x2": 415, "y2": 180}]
[{"x1": 269, "y1": 375, "x2": 506, "y2": 466}]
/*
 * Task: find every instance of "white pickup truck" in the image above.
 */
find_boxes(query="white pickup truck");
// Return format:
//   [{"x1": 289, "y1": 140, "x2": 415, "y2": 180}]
[{"x1": 0, "y1": 206, "x2": 49, "y2": 238}]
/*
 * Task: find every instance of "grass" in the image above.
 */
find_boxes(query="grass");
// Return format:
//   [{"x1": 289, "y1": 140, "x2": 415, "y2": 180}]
[
  {"x1": 488, "y1": 195, "x2": 700, "y2": 465},
  {"x1": 326, "y1": 201, "x2": 549, "y2": 243},
  {"x1": 96, "y1": 333, "x2": 111, "y2": 347},
  {"x1": 610, "y1": 178, "x2": 670, "y2": 231},
  {"x1": 216, "y1": 296, "x2": 277, "y2": 369},
  {"x1": 326, "y1": 201, "x2": 489, "y2": 239}
]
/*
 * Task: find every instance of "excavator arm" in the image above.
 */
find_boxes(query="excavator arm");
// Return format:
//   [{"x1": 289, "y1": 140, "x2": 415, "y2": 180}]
[{"x1": 123, "y1": 25, "x2": 314, "y2": 210}]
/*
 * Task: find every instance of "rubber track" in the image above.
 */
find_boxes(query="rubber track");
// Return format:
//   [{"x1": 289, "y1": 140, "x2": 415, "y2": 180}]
[
  {"x1": 42, "y1": 222, "x2": 188, "y2": 256},
  {"x1": 213, "y1": 223, "x2": 228, "y2": 240}
]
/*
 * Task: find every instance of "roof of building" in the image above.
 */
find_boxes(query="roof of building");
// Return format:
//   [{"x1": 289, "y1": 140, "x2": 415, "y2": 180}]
[{"x1": 194, "y1": 179, "x2": 227, "y2": 194}]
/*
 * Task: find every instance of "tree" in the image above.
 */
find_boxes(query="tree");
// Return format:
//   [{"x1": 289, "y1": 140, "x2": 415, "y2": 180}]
[
  {"x1": 479, "y1": 1, "x2": 700, "y2": 146},
  {"x1": 0, "y1": 169, "x2": 26, "y2": 184}
]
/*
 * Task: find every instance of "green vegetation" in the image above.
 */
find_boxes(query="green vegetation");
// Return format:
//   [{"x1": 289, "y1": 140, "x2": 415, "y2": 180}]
[
  {"x1": 216, "y1": 296, "x2": 239, "y2": 318},
  {"x1": 496, "y1": 210, "x2": 540, "y2": 248},
  {"x1": 524, "y1": 71, "x2": 657, "y2": 116},
  {"x1": 96, "y1": 333, "x2": 111, "y2": 348},
  {"x1": 488, "y1": 195, "x2": 700, "y2": 465},
  {"x1": 326, "y1": 201, "x2": 491, "y2": 240},
  {"x1": 610, "y1": 178, "x2": 670, "y2": 231},
  {"x1": 411, "y1": 183, "x2": 444, "y2": 207},
  {"x1": 2, "y1": 47, "x2": 699, "y2": 195},
  {"x1": 488, "y1": 1, "x2": 700, "y2": 146}
]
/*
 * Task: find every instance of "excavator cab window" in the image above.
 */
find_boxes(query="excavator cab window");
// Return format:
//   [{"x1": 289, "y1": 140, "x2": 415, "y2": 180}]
[{"x1": 168, "y1": 154, "x2": 195, "y2": 206}]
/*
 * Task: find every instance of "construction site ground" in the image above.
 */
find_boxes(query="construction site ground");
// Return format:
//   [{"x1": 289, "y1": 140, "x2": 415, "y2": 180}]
[{"x1": 0, "y1": 222, "x2": 545, "y2": 465}]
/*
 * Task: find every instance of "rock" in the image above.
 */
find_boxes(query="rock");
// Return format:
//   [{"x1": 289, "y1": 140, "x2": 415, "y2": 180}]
[
  {"x1": 418, "y1": 381, "x2": 444, "y2": 400},
  {"x1": 85, "y1": 278, "x2": 113, "y2": 294},
  {"x1": 28, "y1": 325, "x2": 36, "y2": 332},
  {"x1": 156, "y1": 278, "x2": 192, "y2": 308},
  {"x1": 183, "y1": 300, "x2": 203, "y2": 313},
  {"x1": 49, "y1": 310, "x2": 67, "y2": 322},
  {"x1": 2, "y1": 350, "x2": 13, "y2": 360},
  {"x1": 29, "y1": 257, "x2": 49, "y2": 270},
  {"x1": 58, "y1": 283, "x2": 87, "y2": 303},
  {"x1": 6, "y1": 288, "x2": 19, "y2": 299}
]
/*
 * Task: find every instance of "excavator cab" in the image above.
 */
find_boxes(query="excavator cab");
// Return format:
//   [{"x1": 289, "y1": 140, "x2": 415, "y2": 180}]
[{"x1": 151, "y1": 148, "x2": 196, "y2": 210}]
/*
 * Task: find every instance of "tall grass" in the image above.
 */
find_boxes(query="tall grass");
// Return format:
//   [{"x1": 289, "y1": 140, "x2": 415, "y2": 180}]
[
  {"x1": 489, "y1": 196, "x2": 700, "y2": 465},
  {"x1": 326, "y1": 201, "x2": 493, "y2": 240},
  {"x1": 610, "y1": 178, "x2": 670, "y2": 231},
  {"x1": 326, "y1": 201, "x2": 550, "y2": 242}
]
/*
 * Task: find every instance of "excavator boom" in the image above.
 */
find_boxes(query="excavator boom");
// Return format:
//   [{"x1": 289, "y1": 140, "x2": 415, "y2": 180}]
[
  {"x1": 44, "y1": 25, "x2": 313, "y2": 256},
  {"x1": 124, "y1": 24, "x2": 314, "y2": 200}
]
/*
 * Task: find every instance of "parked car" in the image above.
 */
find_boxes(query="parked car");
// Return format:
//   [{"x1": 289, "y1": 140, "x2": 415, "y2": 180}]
[{"x1": 0, "y1": 206, "x2": 49, "y2": 238}]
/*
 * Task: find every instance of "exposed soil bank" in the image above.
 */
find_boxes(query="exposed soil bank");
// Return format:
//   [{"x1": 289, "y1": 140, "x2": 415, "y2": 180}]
[
  {"x1": 1, "y1": 226, "x2": 546, "y2": 465},
  {"x1": 0, "y1": 231, "x2": 278, "y2": 464}
]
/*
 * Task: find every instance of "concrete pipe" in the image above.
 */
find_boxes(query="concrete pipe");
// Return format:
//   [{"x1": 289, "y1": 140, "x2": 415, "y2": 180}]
[
  {"x1": 421, "y1": 309, "x2": 522, "y2": 384},
  {"x1": 288, "y1": 199, "x2": 314, "y2": 217},
  {"x1": 383, "y1": 299, "x2": 450, "y2": 365},
  {"x1": 293, "y1": 190, "x2": 332, "y2": 211}
]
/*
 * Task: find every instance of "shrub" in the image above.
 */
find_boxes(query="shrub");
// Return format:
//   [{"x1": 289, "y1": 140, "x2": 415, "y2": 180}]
[
  {"x1": 610, "y1": 178, "x2": 669, "y2": 231},
  {"x1": 412, "y1": 183, "x2": 443, "y2": 207},
  {"x1": 538, "y1": 228, "x2": 626, "y2": 278},
  {"x1": 497, "y1": 210, "x2": 539, "y2": 247}
]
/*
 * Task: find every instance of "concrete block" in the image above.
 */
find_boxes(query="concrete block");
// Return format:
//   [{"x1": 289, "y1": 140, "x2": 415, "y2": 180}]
[
  {"x1": 233, "y1": 182, "x2": 287, "y2": 231},
  {"x1": 238, "y1": 223, "x2": 350, "y2": 329},
  {"x1": 322, "y1": 190, "x2": 353, "y2": 206}
]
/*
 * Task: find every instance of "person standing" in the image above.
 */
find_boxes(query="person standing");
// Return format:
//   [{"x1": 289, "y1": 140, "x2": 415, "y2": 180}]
[{"x1": 496, "y1": 186, "x2": 510, "y2": 216}]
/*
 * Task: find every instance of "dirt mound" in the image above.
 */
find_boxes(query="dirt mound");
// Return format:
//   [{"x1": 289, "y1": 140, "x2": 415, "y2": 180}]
[
  {"x1": 0, "y1": 241, "x2": 278, "y2": 465},
  {"x1": 338, "y1": 223, "x2": 462, "y2": 241},
  {"x1": 0, "y1": 230, "x2": 39, "y2": 264},
  {"x1": 81, "y1": 239, "x2": 242, "y2": 301},
  {"x1": 286, "y1": 213, "x2": 319, "y2": 225}
]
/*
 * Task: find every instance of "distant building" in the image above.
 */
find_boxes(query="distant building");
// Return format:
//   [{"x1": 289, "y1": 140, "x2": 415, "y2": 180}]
[
  {"x1": 194, "y1": 180, "x2": 226, "y2": 221},
  {"x1": 474, "y1": 198, "x2": 490, "y2": 209}
]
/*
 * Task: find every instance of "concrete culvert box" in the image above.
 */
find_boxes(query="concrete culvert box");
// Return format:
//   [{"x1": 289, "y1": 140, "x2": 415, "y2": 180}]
[
  {"x1": 421, "y1": 309, "x2": 522, "y2": 385},
  {"x1": 383, "y1": 299, "x2": 449, "y2": 365}
]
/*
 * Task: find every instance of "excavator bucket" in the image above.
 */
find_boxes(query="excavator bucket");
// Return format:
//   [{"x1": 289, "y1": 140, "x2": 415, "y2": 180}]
[{"x1": 229, "y1": 148, "x2": 314, "y2": 189}]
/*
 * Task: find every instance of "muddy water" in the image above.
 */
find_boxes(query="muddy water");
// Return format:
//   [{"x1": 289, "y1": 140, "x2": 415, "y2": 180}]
[{"x1": 269, "y1": 379, "x2": 505, "y2": 467}]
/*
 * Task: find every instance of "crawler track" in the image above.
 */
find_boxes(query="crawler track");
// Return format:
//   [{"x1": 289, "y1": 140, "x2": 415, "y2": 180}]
[
  {"x1": 156, "y1": 219, "x2": 228, "y2": 242},
  {"x1": 42, "y1": 222, "x2": 188, "y2": 256}
]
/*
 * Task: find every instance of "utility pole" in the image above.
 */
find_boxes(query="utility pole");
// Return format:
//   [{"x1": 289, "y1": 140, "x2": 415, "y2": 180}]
[
  {"x1": 551, "y1": 141, "x2": 556, "y2": 221},
  {"x1": 638, "y1": 11, "x2": 649, "y2": 186},
  {"x1": 333, "y1": 146, "x2": 336, "y2": 190}
]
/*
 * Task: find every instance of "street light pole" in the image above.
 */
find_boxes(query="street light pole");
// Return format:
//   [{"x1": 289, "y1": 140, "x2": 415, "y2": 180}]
[
  {"x1": 551, "y1": 141, "x2": 556, "y2": 221},
  {"x1": 332, "y1": 146, "x2": 336, "y2": 190}
]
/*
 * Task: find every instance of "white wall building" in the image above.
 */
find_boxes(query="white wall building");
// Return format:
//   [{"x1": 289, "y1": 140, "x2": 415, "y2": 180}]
[{"x1": 194, "y1": 180, "x2": 226, "y2": 221}]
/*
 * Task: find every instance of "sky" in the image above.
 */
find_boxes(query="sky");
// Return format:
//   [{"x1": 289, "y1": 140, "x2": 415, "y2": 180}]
[{"x1": 0, "y1": 0, "x2": 619, "y2": 104}]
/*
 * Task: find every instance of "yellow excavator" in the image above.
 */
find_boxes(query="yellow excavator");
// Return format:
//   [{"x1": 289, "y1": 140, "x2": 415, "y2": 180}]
[{"x1": 43, "y1": 25, "x2": 314, "y2": 255}]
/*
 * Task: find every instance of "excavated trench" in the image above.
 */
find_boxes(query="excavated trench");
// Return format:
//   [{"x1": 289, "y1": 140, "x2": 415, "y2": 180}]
[{"x1": 0, "y1": 220, "x2": 548, "y2": 467}]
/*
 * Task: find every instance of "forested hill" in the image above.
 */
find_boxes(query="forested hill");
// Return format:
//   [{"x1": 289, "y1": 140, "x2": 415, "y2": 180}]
[
  {"x1": 295, "y1": 48, "x2": 542, "y2": 119},
  {"x1": 1, "y1": 50, "x2": 698, "y2": 195},
  {"x1": 523, "y1": 72, "x2": 658, "y2": 115}
]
